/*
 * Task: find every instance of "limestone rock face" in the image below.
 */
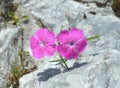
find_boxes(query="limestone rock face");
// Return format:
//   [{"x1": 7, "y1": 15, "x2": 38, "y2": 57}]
[
  {"x1": 0, "y1": 0, "x2": 120, "y2": 88},
  {"x1": 0, "y1": 27, "x2": 21, "y2": 88},
  {"x1": 17, "y1": 0, "x2": 113, "y2": 34},
  {"x1": 19, "y1": 49, "x2": 120, "y2": 88},
  {"x1": 0, "y1": 1, "x2": 22, "y2": 87},
  {"x1": 17, "y1": 0, "x2": 120, "y2": 88}
]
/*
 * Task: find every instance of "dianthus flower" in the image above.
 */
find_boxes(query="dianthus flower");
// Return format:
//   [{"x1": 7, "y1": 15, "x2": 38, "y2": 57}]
[
  {"x1": 57, "y1": 28, "x2": 87, "y2": 59},
  {"x1": 30, "y1": 28, "x2": 56, "y2": 59}
]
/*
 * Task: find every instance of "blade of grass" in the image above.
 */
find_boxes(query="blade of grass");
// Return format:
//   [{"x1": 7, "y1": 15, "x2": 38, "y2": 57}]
[
  {"x1": 49, "y1": 59, "x2": 62, "y2": 62},
  {"x1": 22, "y1": 15, "x2": 29, "y2": 19},
  {"x1": 87, "y1": 35, "x2": 100, "y2": 41}
]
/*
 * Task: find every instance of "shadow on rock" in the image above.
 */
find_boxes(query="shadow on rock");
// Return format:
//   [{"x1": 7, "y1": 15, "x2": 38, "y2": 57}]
[
  {"x1": 72, "y1": 62, "x2": 88, "y2": 68},
  {"x1": 37, "y1": 68, "x2": 61, "y2": 82},
  {"x1": 37, "y1": 62, "x2": 88, "y2": 81},
  {"x1": 63, "y1": 62, "x2": 88, "y2": 72}
]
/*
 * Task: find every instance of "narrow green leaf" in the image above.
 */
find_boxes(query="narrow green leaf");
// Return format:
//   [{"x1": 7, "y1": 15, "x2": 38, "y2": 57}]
[
  {"x1": 22, "y1": 15, "x2": 29, "y2": 19},
  {"x1": 9, "y1": 11, "x2": 15, "y2": 18},
  {"x1": 49, "y1": 59, "x2": 62, "y2": 62},
  {"x1": 87, "y1": 35, "x2": 100, "y2": 41}
]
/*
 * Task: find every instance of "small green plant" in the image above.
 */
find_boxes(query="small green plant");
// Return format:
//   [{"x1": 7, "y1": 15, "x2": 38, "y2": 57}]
[
  {"x1": 9, "y1": 11, "x2": 29, "y2": 25},
  {"x1": 7, "y1": 50, "x2": 36, "y2": 88},
  {"x1": 7, "y1": 64, "x2": 23, "y2": 88},
  {"x1": 0, "y1": 2, "x2": 18, "y2": 22},
  {"x1": 3, "y1": 2, "x2": 31, "y2": 88}
]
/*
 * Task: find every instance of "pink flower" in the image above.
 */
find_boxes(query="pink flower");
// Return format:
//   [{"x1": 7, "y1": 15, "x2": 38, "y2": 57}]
[
  {"x1": 30, "y1": 28, "x2": 56, "y2": 59},
  {"x1": 57, "y1": 28, "x2": 87, "y2": 59}
]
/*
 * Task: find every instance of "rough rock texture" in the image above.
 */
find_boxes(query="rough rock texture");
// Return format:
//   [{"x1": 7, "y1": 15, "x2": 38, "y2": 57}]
[
  {"x1": 0, "y1": 27, "x2": 21, "y2": 88},
  {"x1": 16, "y1": 0, "x2": 120, "y2": 88},
  {"x1": 16, "y1": 0, "x2": 114, "y2": 34},
  {"x1": 0, "y1": 0, "x2": 38, "y2": 87},
  {"x1": 19, "y1": 49, "x2": 120, "y2": 88},
  {"x1": 0, "y1": 1, "x2": 22, "y2": 87},
  {"x1": 0, "y1": 0, "x2": 120, "y2": 88}
]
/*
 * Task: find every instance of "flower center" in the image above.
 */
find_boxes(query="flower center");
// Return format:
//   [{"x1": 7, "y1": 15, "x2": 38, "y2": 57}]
[
  {"x1": 40, "y1": 41, "x2": 45, "y2": 47},
  {"x1": 69, "y1": 41, "x2": 74, "y2": 46}
]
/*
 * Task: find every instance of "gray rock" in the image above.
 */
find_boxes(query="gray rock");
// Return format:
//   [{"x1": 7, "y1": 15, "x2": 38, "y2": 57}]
[
  {"x1": 77, "y1": 14, "x2": 120, "y2": 52},
  {"x1": 15, "y1": 5, "x2": 40, "y2": 53},
  {"x1": 19, "y1": 49, "x2": 120, "y2": 88},
  {"x1": 19, "y1": 0, "x2": 85, "y2": 34},
  {"x1": 0, "y1": 27, "x2": 21, "y2": 88},
  {"x1": 20, "y1": 0, "x2": 114, "y2": 34},
  {"x1": 0, "y1": 1, "x2": 22, "y2": 88},
  {"x1": 42, "y1": 49, "x2": 120, "y2": 88},
  {"x1": 17, "y1": 0, "x2": 120, "y2": 88}
]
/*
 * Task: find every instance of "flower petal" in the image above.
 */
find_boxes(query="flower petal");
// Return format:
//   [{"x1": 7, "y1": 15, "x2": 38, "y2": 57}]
[
  {"x1": 69, "y1": 28, "x2": 84, "y2": 41},
  {"x1": 30, "y1": 28, "x2": 56, "y2": 59},
  {"x1": 64, "y1": 47, "x2": 79, "y2": 59},
  {"x1": 57, "y1": 30, "x2": 69, "y2": 44},
  {"x1": 76, "y1": 37, "x2": 87, "y2": 53},
  {"x1": 57, "y1": 44, "x2": 69, "y2": 57},
  {"x1": 32, "y1": 47, "x2": 45, "y2": 59},
  {"x1": 35, "y1": 28, "x2": 48, "y2": 40},
  {"x1": 46, "y1": 31, "x2": 55, "y2": 45},
  {"x1": 30, "y1": 36, "x2": 39, "y2": 50},
  {"x1": 45, "y1": 45, "x2": 56, "y2": 56}
]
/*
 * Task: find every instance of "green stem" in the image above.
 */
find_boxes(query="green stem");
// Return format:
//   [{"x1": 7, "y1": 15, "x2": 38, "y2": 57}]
[{"x1": 60, "y1": 56, "x2": 68, "y2": 69}]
